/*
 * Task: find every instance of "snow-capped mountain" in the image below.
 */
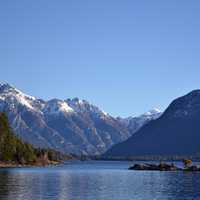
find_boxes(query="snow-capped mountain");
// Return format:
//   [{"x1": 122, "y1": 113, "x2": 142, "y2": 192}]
[
  {"x1": 43, "y1": 99, "x2": 74, "y2": 115},
  {"x1": 0, "y1": 82, "x2": 162, "y2": 155},
  {"x1": 117, "y1": 108, "x2": 162, "y2": 134},
  {"x1": 0, "y1": 83, "x2": 37, "y2": 111}
]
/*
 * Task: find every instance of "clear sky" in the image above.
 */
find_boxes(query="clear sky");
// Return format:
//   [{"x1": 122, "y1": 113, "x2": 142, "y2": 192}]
[{"x1": 0, "y1": 0, "x2": 200, "y2": 117}]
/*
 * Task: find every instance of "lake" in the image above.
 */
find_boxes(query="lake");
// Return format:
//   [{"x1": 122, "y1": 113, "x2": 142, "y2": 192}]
[{"x1": 0, "y1": 161, "x2": 200, "y2": 200}]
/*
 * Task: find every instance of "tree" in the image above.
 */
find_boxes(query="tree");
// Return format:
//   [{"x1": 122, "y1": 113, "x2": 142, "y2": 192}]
[{"x1": 183, "y1": 159, "x2": 192, "y2": 168}]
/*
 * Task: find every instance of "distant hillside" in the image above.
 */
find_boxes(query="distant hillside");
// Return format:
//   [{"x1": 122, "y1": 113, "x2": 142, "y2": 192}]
[
  {"x1": 105, "y1": 90, "x2": 200, "y2": 157},
  {"x1": 0, "y1": 113, "x2": 70, "y2": 166}
]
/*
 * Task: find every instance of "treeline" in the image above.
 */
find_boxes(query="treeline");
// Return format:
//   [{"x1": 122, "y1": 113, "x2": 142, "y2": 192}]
[
  {"x1": 94, "y1": 155, "x2": 200, "y2": 162},
  {"x1": 0, "y1": 113, "x2": 72, "y2": 165}
]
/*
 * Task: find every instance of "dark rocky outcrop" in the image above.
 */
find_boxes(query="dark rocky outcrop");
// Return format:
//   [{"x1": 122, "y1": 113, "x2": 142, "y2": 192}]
[
  {"x1": 129, "y1": 163, "x2": 200, "y2": 172},
  {"x1": 129, "y1": 163, "x2": 180, "y2": 171}
]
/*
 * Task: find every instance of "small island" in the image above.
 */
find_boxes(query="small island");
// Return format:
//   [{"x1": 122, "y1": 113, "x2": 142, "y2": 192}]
[
  {"x1": 0, "y1": 113, "x2": 72, "y2": 167},
  {"x1": 129, "y1": 159, "x2": 200, "y2": 172}
]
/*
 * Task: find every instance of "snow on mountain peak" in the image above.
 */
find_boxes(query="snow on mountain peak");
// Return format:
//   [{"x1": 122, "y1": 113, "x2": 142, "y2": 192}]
[
  {"x1": 65, "y1": 98, "x2": 110, "y2": 119},
  {"x1": 0, "y1": 82, "x2": 161, "y2": 121},
  {"x1": 44, "y1": 99, "x2": 74, "y2": 115},
  {"x1": 58, "y1": 101, "x2": 74, "y2": 113},
  {"x1": 0, "y1": 82, "x2": 36, "y2": 100},
  {"x1": 0, "y1": 82, "x2": 37, "y2": 110},
  {"x1": 140, "y1": 108, "x2": 162, "y2": 121},
  {"x1": 102, "y1": 110, "x2": 109, "y2": 116},
  {"x1": 144, "y1": 108, "x2": 161, "y2": 116}
]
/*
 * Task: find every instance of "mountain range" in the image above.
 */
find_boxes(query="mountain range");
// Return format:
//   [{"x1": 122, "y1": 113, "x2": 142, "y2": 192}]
[
  {"x1": 0, "y1": 83, "x2": 161, "y2": 155},
  {"x1": 105, "y1": 90, "x2": 200, "y2": 157}
]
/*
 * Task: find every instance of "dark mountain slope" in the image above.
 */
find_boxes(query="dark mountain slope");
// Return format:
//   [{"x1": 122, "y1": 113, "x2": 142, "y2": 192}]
[{"x1": 105, "y1": 90, "x2": 200, "y2": 157}]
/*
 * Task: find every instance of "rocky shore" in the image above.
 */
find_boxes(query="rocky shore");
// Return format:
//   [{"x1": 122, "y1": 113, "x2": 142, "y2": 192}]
[
  {"x1": 0, "y1": 159, "x2": 62, "y2": 168},
  {"x1": 129, "y1": 163, "x2": 200, "y2": 172}
]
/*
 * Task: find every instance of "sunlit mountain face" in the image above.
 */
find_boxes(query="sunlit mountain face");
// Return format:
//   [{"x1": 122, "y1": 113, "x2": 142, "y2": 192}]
[{"x1": 0, "y1": 82, "x2": 162, "y2": 155}]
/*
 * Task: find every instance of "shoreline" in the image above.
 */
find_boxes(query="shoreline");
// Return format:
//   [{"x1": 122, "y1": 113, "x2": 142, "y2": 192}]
[
  {"x1": 0, "y1": 160, "x2": 62, "y2": 168},
  {"x1": 91, "y1": 156, "x2": 200, "y2": 162}
]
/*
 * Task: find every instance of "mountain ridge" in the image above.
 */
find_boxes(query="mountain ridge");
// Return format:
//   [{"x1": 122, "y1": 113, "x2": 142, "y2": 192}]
[{"x1": 0, "y1": 82, "x2": 162, "y2": 155}]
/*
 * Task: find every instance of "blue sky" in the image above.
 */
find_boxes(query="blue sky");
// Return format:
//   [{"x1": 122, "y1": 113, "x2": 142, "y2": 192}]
[{"x1": 0, "y1": 0, "x2": 200, "y2": 117}]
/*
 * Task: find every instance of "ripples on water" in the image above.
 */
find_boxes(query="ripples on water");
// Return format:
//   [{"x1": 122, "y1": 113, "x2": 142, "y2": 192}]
[{"x1": 0, "y1": 161, "x2": 200, "y2": 200}]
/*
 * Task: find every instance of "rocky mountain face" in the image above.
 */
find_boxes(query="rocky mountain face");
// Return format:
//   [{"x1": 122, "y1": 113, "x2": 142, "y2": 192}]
[
  {"x1": 105, "y1": 90, "x2": 200, "y2": 157},
  {"x1": 0, "y1": 83, "x2": 161, "y2": 155}
]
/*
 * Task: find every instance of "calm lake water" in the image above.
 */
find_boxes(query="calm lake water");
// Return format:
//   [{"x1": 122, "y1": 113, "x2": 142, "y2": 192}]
[{"x1": 0, "y1": 161, "x2": 200, "y2": 200}]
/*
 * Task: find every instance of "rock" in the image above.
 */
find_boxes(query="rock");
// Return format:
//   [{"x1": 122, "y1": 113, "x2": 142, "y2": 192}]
[
  {"x1": 158, "y1": 163, "x2": 180, "y2": 171},
  {"x1": 129, "y1": 164, "x2": 147, "y2": 170},
  {"x1": 129, "y1": 163, "x2": 181, "y2": 171},
  {"x1": 129, "y1": 163, "x2": 160, "y2": 171}
]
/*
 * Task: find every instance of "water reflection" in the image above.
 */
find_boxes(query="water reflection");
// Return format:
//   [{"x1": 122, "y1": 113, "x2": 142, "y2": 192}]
[
  {"x1": 159, "y1": 172, "x2": 200, "y2": 199},
  {"x1": 0, "y1": 171, "x2": 11, "y2": 199},
  {"x1": 0, "y1": 162, "x2": 200, "y2": 200}
]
